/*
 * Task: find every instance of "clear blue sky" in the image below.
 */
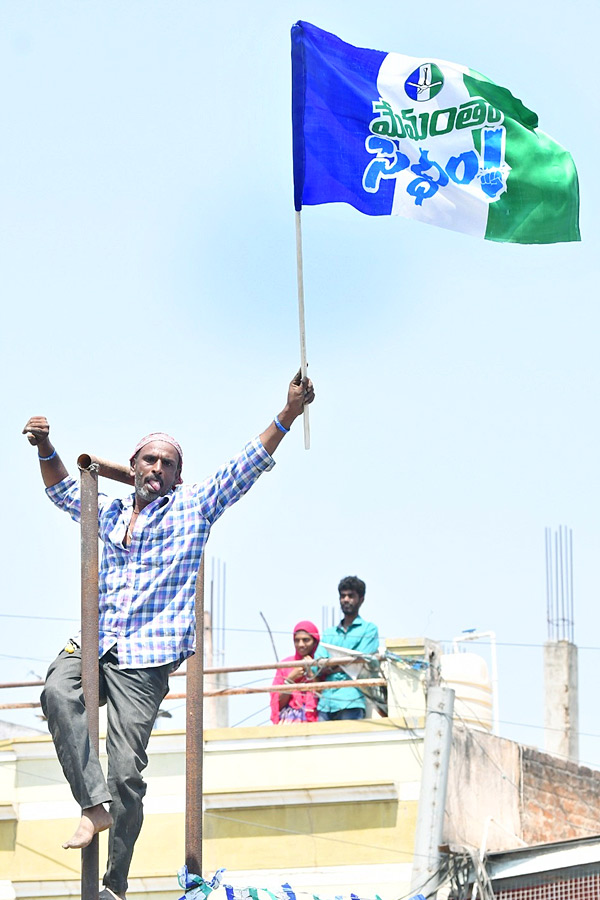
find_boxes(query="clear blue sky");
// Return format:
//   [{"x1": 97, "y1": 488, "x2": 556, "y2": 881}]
[{"x1": 1, "y1": 1, "x2": 599, "y2": 766}]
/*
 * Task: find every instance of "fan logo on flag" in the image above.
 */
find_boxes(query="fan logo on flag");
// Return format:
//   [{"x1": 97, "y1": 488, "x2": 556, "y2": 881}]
[{"x1": 405, "y1": 64, "x2": 444, "y2": 101}]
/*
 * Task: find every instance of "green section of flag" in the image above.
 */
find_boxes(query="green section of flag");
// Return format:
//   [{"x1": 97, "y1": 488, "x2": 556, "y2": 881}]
[
  {"x1": 464, "y1": 73, "x2": 580, "y2": 244},
  {"x1": 465, "y1": 72, "x2": 539, "y2": 131}
]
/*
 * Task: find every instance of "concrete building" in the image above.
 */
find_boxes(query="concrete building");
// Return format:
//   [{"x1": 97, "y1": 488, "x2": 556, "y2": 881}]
[
  {"x1": 0, "y1": 720, "x2": 424, "y2": 900},
  {"x1": 481, "y1": 834, "x2": 600, "y2": 899},
  {"x1": 0, "y1": 639, "x2": 598, "y2": 900}
]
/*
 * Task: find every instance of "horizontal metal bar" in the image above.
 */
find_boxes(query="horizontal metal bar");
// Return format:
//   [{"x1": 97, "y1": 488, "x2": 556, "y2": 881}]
[
  {"x1": 0, "y1": 657, "x2": 381, "y2": 692},
  {"x1": 77, "y1": 453, "x2": 133, "y2": 485},
  {"x1": 0, "y1": 679, "x2": 386, "y2": 711},
  {"x1": 170, "y1": 655, "x2": 379, "y2": 677},
  {"x1": 168, "y1": 678, "x2": 387, "y2": 700},
  {"x1": 0, "y1": 678, "x2": 387, "y2": 709},
  {"x1": 0, "y1": 701, "x2": 42, "y2": 710}
]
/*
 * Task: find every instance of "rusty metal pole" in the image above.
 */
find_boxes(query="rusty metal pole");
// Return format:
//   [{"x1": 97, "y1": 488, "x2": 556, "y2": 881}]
[
  {"x1": 185, "y1": 555, "x2": 205, "y2": 877},
  {"x1": 80, "y1": 462, "x2": 100, "y2": 900},
  {"x1": 77, "y1": 454, "x2": 134, "y2": 486}
]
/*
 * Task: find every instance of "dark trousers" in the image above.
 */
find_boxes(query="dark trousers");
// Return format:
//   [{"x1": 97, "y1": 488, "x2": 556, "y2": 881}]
[
  {"x1": 41, "y1": 647, "x2": 170, "y2": 895},
  {"x1": 319, "y1": 707, "x2": 366, "y2": 721}
]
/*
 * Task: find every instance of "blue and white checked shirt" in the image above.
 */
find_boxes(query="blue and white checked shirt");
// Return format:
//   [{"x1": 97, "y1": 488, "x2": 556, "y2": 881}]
[{"x1": 46, "y1": 437, "x2": 274, "y2": 669}]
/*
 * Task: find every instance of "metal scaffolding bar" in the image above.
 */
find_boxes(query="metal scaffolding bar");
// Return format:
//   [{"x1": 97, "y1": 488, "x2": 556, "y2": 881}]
[
  {"x1": 0, "y1": 677, "x2": 388, "y2": 710},
  {"x1": 79, "y1": 461, "x2": 100, "y2": 900},
  {"x1": 169, "y1": 678, "x2": 386, "y2": 700},
  {"x1": 0, "y1": 655, "x2": 374, "y2": 691},
  {"x1": 186, "y1": 556, "x2": 205, "y2": 877},
  {"x1": 77, "y1": 453, "x2": 132, "y2": 900}
]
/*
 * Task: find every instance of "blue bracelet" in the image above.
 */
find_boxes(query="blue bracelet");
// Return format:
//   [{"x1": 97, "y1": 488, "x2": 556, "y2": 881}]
[
  {"x1": 38, "y1": 449, "x2": 57, "y2": 462},
  {"x1": 274, "y1": 416, "x2": 290, "y2": 434}
]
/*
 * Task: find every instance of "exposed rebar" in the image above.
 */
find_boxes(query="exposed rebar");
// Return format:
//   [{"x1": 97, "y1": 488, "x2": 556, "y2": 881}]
[{"x1": 545, "y1": 525, "x2": 574, "y2": 643}]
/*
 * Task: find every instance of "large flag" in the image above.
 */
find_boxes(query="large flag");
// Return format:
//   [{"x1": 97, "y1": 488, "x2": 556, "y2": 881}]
[{"x1": 291, "y1": 21, "x2": 580, "y2": 244}]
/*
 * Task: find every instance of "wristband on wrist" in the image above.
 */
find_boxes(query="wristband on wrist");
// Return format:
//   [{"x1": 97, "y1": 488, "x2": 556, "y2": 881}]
[
  {"x1": 274, "y1": 416, "x2": 290, "y2": 434},
  {"x1": 38, "y1": 449, "x2": 57, "y2": 462}
]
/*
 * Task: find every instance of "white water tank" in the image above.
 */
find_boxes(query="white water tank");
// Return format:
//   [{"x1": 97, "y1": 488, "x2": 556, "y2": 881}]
[{"x1": 440, "y1": 652, "x2": 493, "y2": 732}]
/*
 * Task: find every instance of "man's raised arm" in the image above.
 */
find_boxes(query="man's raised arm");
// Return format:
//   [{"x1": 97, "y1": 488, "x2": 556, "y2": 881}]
[
  {"x1": 22, "y1": 416, "x2": 69, "y2": 488},
  {"x1": 259, "y1": 371, "x2": 315, "y2": 456}
]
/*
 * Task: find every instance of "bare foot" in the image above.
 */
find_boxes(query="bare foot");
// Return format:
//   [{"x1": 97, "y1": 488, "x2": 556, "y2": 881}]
[{"x1": 62, "y1": 804, "x2": 113, "y2": 849}]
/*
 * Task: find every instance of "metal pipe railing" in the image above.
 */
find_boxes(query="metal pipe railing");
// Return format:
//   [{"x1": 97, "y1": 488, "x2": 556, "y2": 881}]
[
  {"x1": 77, "y1": 453, "x2": 131, "y2": 900},
  {"x1": 76, "y1": 454, "x2": 134, "y2": 486},
  {"x1": 0, "y1": 674, "x2": 386, "y2": 710},
  {"x1": 0, "y1": 656, "x2": 378, "y2": 693},
  {"x1": 173, "y1": 655, "x2": 382, "y2": 675},
  {"x1": 78, "y1": 460, "x2": 100, "y2": 900},
  {"x1": 173, "y1": 678, "x2": 386, "y2": 699},
  {"x1": 186, "y1": 558, "x2": 204, "y2": 878}
]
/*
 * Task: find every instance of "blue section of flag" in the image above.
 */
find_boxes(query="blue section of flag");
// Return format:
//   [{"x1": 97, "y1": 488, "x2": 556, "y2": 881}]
[
  {"x1": 291, "y1": 21, "x2": 393, "y2": 215},
  {"x1": 405, "y1": 67, "x2": 420, "y2": 102}
]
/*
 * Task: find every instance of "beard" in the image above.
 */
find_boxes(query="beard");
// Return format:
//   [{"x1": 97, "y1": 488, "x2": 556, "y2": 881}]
[{"x1": 134, "y1": 470, "x2": 162, "y2": 503}]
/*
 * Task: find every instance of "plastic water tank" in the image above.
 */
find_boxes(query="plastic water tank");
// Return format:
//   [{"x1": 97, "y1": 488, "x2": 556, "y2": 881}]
[{"x1": 440, "y1": 652, "x2": 493, "y2": 732}]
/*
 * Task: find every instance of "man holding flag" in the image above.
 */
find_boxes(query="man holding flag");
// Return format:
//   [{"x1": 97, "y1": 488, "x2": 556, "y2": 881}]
[{"x1": 22, "y1": 370, "x2": 314, "y2": 900}]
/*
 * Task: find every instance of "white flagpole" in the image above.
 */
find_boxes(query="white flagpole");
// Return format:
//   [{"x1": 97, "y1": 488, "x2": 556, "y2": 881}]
[{"x1": 295, "y1": 209, "x2": 310, "y2": 449}]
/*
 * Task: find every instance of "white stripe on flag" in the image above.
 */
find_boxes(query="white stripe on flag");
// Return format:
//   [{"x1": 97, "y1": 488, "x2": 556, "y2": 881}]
[{"x1": 377, "y1": 52, "x2": 488, "y2": 237}]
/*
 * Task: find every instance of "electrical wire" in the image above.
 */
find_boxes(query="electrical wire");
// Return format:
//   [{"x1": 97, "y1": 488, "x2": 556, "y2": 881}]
[
  {"x1": 231, "y1": 706, "x2": 271, "y2": 728},
  {"x1": 7, "y1": 684, "x2": 598, "y2": 894},
  {"x1": 448, "y1": 703, "x2": 599, "y2": 837},
  {"x1": 0, "y1": 652, "x2": 52, "y2": 663},
  {"x1": 205, "y1": 810, "x2": 448, "y2": 866},
  {"x1": 6, "y1": 666, "x2": 600, "y2": 749},
  {"x1": 0, "y1": 613, "x2": 78, "y2": 622},
  {"x1": 15, "y1": 840, "x2": 79, "y2": 875},
  {"x1": 383, "y1": 666, "x2": 424, "y2": 768},
  {"x1": 2, "y1": 613, "x2": 600, "y2": 651}
]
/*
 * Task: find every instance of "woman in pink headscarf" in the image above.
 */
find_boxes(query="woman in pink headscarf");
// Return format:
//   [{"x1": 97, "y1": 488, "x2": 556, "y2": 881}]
[{"x1": 270, "y1": 621, "x2": 320, "y2": 724}]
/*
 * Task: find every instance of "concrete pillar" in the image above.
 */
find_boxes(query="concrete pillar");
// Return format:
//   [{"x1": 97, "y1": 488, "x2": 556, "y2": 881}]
[
  {"x1": 544, "y1": 640, "x2": 579, "y2": 762},
  {"x1": 204, "y1": 611, "x2": 229, "y2": 730},
  {"x1": 385, "y1": 638, "x2": 440, "y2": 728},
  {"x1": 410, "y1": 684, "x2": 455, "y2": 898}
]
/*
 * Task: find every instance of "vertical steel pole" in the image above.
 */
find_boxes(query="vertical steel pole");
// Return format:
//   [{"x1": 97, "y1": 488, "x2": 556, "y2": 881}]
[
  {"x1": 80, "y1": 464, "x2": 100, "y2": 899},
  {"x1": 185, "y1": 555, "x2": 205, "y2": 876}
]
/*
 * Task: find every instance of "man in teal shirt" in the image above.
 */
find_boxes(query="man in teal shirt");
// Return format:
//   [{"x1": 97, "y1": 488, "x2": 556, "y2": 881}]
[{"x1": 316, "y1": 576, "x2": 379, "y2": 720}]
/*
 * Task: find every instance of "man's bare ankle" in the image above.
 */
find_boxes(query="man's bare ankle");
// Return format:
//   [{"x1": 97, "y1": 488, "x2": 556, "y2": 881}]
[
  {"x1": 85, "y1": 802, "x2": 112, "y2": 819},
  {"x1": 62, "y1": 805, "x2": 113, "y2": 849}
]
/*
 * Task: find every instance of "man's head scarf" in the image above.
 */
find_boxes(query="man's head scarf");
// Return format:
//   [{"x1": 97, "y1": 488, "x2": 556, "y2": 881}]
[{"x1": 129, "y1": 432, "x2": 183, "y2": 485}]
